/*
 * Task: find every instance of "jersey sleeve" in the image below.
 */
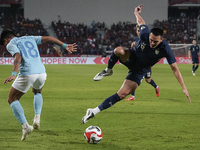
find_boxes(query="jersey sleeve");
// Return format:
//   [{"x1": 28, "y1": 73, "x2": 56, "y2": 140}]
[
  {"x1": 189, "y1": 45, "x2": 192, "y2": 51},
  {"x1": 6, "y1": 43, "x2": 20, "y2": 57},
  {"x1": 139, "y1": 25, "x2": 150, "y2": 41},
  {"x1": 163, "y1": 41, "x2": 176, "y2": 64},
  {"x1": 133, "y1": 36, "x2": 140, "y2": 42},
  {"x1": 32, "y1": 36, "x2": 42, "y2": 45}
]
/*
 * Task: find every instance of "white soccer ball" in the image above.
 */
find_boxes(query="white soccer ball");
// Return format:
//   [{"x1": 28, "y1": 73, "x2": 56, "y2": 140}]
[{"x1": 84, "y1": 125, "x2": 103, "y2": 144}]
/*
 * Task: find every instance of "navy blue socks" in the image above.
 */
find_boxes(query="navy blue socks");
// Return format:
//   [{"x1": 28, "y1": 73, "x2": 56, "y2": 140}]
[
  {"x1": 98, "y1": 93, "x2": 121, "y2": 111},
  {"x1": 193, "y1": 65, "x2": 195, "y2": 72},
  {"x1": 192, "y1": 65, "x2": 199, "y2": 72},
  {"x1": 149, "y1": 79, "x2": 157, "y2": 89},
  {"x1": 195, "y1": 65, "x2": 199, "y2": 72},
  {"x1": 107, "y1": 52, "x2": 119, "y2": 69}
]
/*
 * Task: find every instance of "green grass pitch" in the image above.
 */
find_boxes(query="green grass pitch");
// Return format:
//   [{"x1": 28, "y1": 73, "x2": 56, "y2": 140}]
[{"x1": 0, "y1": 64, "x2": 200, "y2": 150}]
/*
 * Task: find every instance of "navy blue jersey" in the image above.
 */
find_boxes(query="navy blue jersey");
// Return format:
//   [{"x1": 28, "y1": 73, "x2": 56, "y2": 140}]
[
  {"x1": 133, "y1": 36, "x2": 140, "y2": 42},
  {"x1": 132, "y1": 25, "x2": 176, "y2": 68},
  {"x1": 189, "y1": 45, "x2": 199, "y2": 58}
]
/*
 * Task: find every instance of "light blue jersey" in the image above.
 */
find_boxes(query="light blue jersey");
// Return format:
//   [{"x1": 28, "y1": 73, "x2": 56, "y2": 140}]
[{"x1": 7, "y1": 36, "x2": 46, "y2": 75}]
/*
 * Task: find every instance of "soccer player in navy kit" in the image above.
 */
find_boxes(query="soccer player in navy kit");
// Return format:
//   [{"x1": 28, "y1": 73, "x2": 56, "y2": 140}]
[
  {"x1": 126, "y1": 25, "x2": 160, "y2": 101},
  {"x1": 188, "y1": 39, "x2": 199, "y2": 76},
  {"x1": 82, "y1": 4, "x2": 191, "y2": 124},
  {"x1": 0, "y1": 30, "x2": 77, "y2": 141}
]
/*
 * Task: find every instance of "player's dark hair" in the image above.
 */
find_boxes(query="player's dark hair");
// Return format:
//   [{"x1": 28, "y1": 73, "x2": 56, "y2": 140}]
[
  {"x1": 136, "y1": 24, "x2": 139, "y2": 29},
  {"x1": 150, "y1": 28, "x2": 163, "y2": 37},
  {"x1": 0, "y1": 29, "x2": 15, "y2": 45}
]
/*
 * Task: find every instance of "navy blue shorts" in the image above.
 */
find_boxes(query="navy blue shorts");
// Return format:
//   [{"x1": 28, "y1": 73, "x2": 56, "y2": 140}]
[
  {"x1": 120, "y1": 48, "x2": 148, "y2": 85},
  {"x1": 126, "y1": 69, "x2": 147, "y2": 85},
  {"x1": 192, "y1": 57, "x2": 199, "y2": 64},
  {"x1": 145, "y1": 68, "x2": 152, "y2": 79}
]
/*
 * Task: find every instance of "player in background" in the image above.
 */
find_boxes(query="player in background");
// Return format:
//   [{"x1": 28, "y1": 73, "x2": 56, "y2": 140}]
[
  {"x1": 188, "y1": 39, "x2": 199, "y2": 76},
  {"x1": 126, "y1": 25, "x2": 160, "y2": 101},
  {"x1": 0, "y1": 30, "x2": 77, "y2": 141},
  {"x1": 82, "y1": 4, "x2": 191, "y2": 124}
]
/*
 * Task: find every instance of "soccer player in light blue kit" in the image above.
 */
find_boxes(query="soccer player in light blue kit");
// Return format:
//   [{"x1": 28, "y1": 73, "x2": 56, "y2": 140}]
[
  {"x1": 82, "y1": 4, "x2": 191, "y2": 124},
  {"x1": 188, "y1": 39, "x2": 199, "y2": 76},
  {"x1": 1, "y1": 30, "x2": 77, "y2": 141}
]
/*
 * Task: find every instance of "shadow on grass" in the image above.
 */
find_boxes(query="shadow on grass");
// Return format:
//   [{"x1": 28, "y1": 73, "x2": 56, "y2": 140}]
[
  {"x1": 104, "y1": 111, "x2": 200, "y2": 116},
  {"x1": 37, "y1": 129, "x2": 59, "y2": 136},
  {"x1": 0, "y1": 129, "x2": 19, "y2": 133}
]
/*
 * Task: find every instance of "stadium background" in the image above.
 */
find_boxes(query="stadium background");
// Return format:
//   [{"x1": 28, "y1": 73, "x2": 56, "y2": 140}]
[
  {"x1": 24, "y1": 0, "x2": 168, "y2": 27},
  {"x1": 0, "y1": 1, "x2": 200, "y2": 149},
  {"x1": 0, "y1": 0, "x2": 200, "y2": 62}
]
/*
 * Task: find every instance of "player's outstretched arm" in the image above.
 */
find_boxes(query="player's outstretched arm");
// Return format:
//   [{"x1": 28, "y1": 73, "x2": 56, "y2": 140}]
[
  {"x1": 134, "y1": 4, "x2": 145, "y2": 26},
  {"x1": 4, "y1": 53, "x2": 21, "y2": 84},
  {"x1": 170, "y1": 62, "x2": 191, "y2": 103},
  {"x1": 65, "y1": 43, "x2": 78, "y2": 53},
  {"x1": 188, "y1": 50, "x2": 191, "y2": 59},
  {"x1": 131, "y1": 41, "x2": 136, "y2": 48},
  {"x1": 198, "y1": 50, "x2": 200, "y2": 57},
  {"x1": 41, "y1": 36, "x2": 77, "y2": 54}
]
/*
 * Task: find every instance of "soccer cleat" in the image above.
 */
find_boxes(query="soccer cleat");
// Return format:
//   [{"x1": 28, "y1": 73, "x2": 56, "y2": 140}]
[
  {"x1": 21, "y1": 125, "x2": 34, "y2": 141},
  {"x1": 93, "y1": 69, "x2": 113, "y2": 81},
  {"x1": 126, "y1": 96, "x2": 135, "y2": 101},
  {"x1": 33, "y1": 118, "x2": 40, "y2": 130},
  {"x1": 155, "y1": 86, "x2": 160, "y2": 97},
  {"x1": 82, "y1": 108, "x2": 94, "y2": 124},
  {"x1": 192, "y1": 71, "x2": 196, "y2": 76}
]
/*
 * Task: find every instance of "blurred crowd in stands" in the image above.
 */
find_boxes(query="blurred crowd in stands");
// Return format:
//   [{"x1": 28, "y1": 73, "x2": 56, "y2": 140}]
[
  {"x1": 169, "y1": 0, "x2": 200, "y2": 5},
  {"x1": 52, "y1": 20, "x2": 137, "y2": 56},
  {"x1": 52, "y1": 20, "x2": 105, "y2": 56},
  {"x1": 0, "y1": 12, "x2": 56, "y2": 57},
  {"x1": 154, "y1": 12, "x2": 197, "y2": 44},
  {"x1": 0, "y1": 9, "x2": 200, "y2": 57}
]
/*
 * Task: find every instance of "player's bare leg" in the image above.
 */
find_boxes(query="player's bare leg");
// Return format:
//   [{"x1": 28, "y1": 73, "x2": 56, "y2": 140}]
[
  {"x1": 8, "y1": 87, "x2": 34, "y2": 141},
  {"x1": 117, "y1": 79, "x2": 138, "y2": 99},
  {"x1": 82, "y1": 79, "x2": 138, "y2": 123},
  {"x1": 114, "y1": 46, "x2": 130, "y2": 63}
]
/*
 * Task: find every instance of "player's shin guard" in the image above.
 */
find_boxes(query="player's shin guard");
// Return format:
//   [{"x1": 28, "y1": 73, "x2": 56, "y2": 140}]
[
  {"x1": 98, "y1": 93, "x2": 121, "y2": 111},
  {"x1": 10, "y1": 101, "x2": 27, "y2": 124},
  {"x1": 107, "y1": 52, "x2": 119, "y2": 69},
  {"x1": 34, "y1": 93, "x2": 43, "y2": 115}
]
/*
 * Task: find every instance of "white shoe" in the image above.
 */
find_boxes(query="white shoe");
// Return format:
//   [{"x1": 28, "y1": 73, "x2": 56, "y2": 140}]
[
  {"x1": 33, "y1": 118, "x2": 40, "y2": 129},
  {"x1": 21, "y1": 125, "x2": 34, "y2": 141},
  {"x1": 192, "y1": 71, "x2": 196, "y2": 76},
  {"x1": 93, "y1": 69, "x2": 113, "y2": 81},
  {"x1": 82, "y1": 108, "x2": 94, "y2": 124}
]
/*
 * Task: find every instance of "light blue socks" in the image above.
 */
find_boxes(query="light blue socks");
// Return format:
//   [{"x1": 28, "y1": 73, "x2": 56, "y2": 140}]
[
  {"x1": 10, "y1": 101, "x2": 27, "y2": 125},
  {"x1": 34, "y1": 93, "x2": 43, "y2": 115},
  {"x1": 10, "y1": 93, "x2": 43, "y2": 126}
]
